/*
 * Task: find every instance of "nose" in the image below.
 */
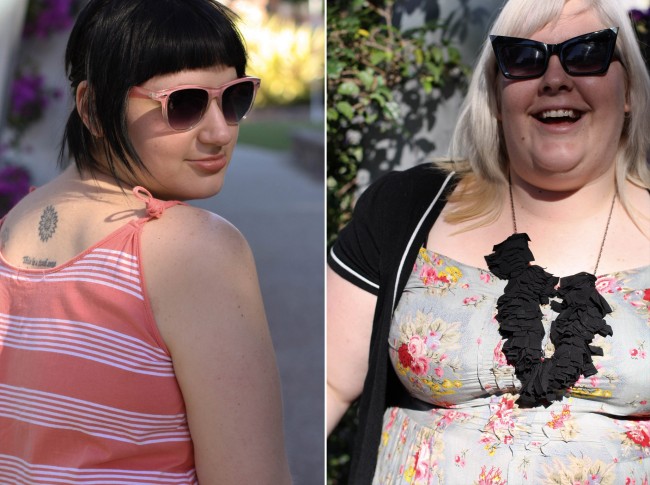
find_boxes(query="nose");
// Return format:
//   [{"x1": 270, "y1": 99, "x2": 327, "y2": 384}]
[
  {"x1": 539, "y1": 54, "x2": 574, "y2": 93},
  {"x1": 197, "y1": 98, "x2": 236, "y2": 145}
]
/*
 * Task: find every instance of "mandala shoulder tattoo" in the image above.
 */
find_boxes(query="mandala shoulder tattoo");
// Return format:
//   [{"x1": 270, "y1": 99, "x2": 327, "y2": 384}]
[{"x1": 39, "y1": 205, "x2": 59, "y2": 242}]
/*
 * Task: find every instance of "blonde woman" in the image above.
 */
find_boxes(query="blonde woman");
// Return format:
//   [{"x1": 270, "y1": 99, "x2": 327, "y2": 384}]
[{"x1": 328, "y1": 0, "x2": 650, "y2": 482}]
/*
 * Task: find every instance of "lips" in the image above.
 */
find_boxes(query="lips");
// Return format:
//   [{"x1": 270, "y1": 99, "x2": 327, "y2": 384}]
[
  {"x1": 533, "y1": 108, "x2": 583, "y2": 124},
  {"x1": 186, "y1": 154, "x2": 227, "y2": 173}
]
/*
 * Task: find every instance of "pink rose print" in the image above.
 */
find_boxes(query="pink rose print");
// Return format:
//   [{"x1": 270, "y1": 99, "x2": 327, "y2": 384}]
[
  {"x1": 408, "y1": 336, "x2": 427, "y2": 357},
  {"x1": 595, "y1": 276, "x2": 619, "y2": 294},
  {"x1": 629, "y1": 343, "x2": 647, "y2": 360},
  {"x1": 624, "y1": 477, "x2": 647, "y2": 485},
  {"x1": 398, "y1": 343, "x2": 413, "y2": 369},
  {"x1": 644, "y1": 289, "x2": 650, "y2": 301},
  {"x1": 477, "y1": 465, "x2": 506, "y2": 485},
  {"x1": 420, "y1": 266, "x2": 437, "y2": 285},
  {"x1": 626, "y1": 422, "x2": 650, "y2": 448},
  {"x1": 480, "y1": 272, "x2": 492, "y2": 284},
  {"x1": 411, "y1": 356, "x2": 429, "y2": 376},
  {"x1": 414, "y1": 442, "x2": 433, "y2": 482},
  {"x1": 463, "y1": 295, "x2": 479, "y2": 306},
  {"x1": 493, "y1": 341, "x2": 508, "y2": 367},
  {"x1": 547, "y1": 404, "x2": 571, "y2": 429}
]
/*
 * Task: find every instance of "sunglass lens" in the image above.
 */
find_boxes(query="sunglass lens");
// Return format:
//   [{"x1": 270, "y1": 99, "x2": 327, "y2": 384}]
[
  {"x1": 167, "y1": 88, "x2": 209, "y2": 130},
  {"x1": 221, "y1": 81, "x2": 255, "y2": 124},
  {"x1": 500, "y1": 45, "x2": 546, "y2": 78},
  {"x1": 563, "y1": 41, "x2": 610, "y2": 74}
]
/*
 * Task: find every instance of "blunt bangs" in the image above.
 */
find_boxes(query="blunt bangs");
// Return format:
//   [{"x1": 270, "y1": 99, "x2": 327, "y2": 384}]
[{"x1": 125, "y1": 0, "x2": 248, "y2": 84}]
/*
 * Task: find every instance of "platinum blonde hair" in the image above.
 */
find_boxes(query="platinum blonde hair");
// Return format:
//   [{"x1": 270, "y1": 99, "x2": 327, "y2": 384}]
[{"x1": 444, "y1": 0, "x2": 650, "y2": 229}]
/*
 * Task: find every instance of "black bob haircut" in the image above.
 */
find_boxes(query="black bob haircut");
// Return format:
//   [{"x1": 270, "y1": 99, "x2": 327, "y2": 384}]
[{"x1": 59, "y1": 0, "x2": 248, "y2": 184}]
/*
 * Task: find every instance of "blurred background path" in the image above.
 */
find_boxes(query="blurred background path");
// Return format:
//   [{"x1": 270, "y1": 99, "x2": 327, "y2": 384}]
[{"x1": 191, "y1": 107, "x2": 324, "y2": 484}]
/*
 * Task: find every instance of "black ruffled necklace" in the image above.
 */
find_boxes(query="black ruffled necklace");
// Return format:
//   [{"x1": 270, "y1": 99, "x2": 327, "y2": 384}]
[{"x1": 484, "y1": 185, "x2": 615, "y2": 407}]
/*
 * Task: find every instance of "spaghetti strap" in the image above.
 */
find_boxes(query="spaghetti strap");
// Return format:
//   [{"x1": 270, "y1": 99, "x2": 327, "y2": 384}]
[{"x1": 132, "y1": 186, "x2": 184, "y2": 219}]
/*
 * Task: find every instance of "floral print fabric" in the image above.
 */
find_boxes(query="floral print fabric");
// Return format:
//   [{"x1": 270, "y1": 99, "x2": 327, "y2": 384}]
[{"x1": 374, "y1": 248, "x2": 650, "y2": 484}]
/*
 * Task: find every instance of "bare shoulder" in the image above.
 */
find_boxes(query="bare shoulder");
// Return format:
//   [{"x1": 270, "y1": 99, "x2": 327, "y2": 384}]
[
  {"x1": 141, "y1": 204, "x2": 253, "y2": 275},
  {"x1": 140, "y1": 204, "x2": 261, "y2": 346}
]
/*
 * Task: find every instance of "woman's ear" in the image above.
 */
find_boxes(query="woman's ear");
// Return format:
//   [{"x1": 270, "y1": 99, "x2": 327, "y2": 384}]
[{"x1": 76, "y1": 81, "x2": 102, "y2": 137}]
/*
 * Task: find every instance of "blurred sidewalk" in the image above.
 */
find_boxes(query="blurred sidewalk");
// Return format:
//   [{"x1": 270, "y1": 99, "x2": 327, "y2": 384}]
[{"x1": 190, "y1": 143, "x2": 324, "y2": 484}]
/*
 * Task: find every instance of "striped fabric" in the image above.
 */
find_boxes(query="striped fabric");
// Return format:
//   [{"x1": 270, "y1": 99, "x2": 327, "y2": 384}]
[{"x1": 0, "y1": 192, "x2": 197, "y2": 484}]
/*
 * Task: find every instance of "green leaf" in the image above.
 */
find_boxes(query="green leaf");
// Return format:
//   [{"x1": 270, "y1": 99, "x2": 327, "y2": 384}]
[
  {"x1": 351, "y1": 147, "x2": 363, "y2": 162},
  {"x1": 337, "y1": 81, "x2": 360, "y2": 97},
  {"x1": 383, "y1": 101, "x2": 400, "y2": 121},
  {"x1": 431, "y1": 46, "x2": 443, "y2": 64},
  {"x1": 369, "y1": 49, "x2": 386, "y2": 66},
  {"x1": 414, "y1": 48, "x2": 424, "y2": 66},
  {"x1": 327, "y1": 108, "x2": 339, "y2": 122},
  {"x1": 336, "y1": 101, "x2": 355, "y2": 120},
  {"x1": 422, "y1": 78, "x2": 433, "y2": 94},
  {"x1": 327, "y1": 60, "x2": 344, "y2": 78},
  {"x1": 357, "y1": 69, "x2": 374, "y2": 90}
]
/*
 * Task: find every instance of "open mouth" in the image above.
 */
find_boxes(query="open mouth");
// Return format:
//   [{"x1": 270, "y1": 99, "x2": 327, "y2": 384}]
[{"x1": 534, "y1": 109, "x2": 583, "y2": 124}]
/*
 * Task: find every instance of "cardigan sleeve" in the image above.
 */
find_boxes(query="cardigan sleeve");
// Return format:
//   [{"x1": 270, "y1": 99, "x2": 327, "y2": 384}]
[{"x1": 327, "y1": 170, "x2": 400, "y2": 295}]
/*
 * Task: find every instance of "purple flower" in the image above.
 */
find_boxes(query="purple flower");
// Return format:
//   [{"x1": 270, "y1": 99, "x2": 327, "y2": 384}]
[
  {"x1": 23, "y1": 0, "x2": 78, "y2": 38},
  {"x1": 630, "y1": 8, "x2": 650, "y2": 24},
  {"x1": 0, "y1": 165, "x2": 31, "y2": 218},
  {"x1": 7, "y1": 73, "x2": 52, "y2": 133},
  {"x1": 11, "y1": 74, "x2": 47, "y2": 116}
]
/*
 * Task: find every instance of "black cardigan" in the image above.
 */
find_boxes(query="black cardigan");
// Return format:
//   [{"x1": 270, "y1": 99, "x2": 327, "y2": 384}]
[{"x1": 328, "y1": 164, "x2": 458, "y2": 484}]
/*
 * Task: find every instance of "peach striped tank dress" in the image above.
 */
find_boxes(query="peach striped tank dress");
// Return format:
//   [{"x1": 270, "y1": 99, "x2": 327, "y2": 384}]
[{"x1": 0, "y1": 188, "x2": 197, "y2": 484}]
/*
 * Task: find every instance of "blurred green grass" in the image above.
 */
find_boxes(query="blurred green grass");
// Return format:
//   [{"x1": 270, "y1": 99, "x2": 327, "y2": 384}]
[{"x1": 238, "y1": 117, "x2": 323, "y2": 151}]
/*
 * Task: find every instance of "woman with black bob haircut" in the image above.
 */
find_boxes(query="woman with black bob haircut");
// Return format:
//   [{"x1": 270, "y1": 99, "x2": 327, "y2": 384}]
[{"x1": 0, "y1": 0, "x2": 292, "y2": 483}]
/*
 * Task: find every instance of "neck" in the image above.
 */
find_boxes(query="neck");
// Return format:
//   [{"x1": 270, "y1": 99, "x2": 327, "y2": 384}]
[
  {"x1": 508, "y1": 168, "x2": 617, "y2": 228},
  {"x1": 54, "y1": 165, "x2": 137, "y2": 202}
]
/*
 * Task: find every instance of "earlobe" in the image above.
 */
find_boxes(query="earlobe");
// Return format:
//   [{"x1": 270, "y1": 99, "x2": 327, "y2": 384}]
[{"x1": 76, "y1": 81, "x2": 102, "y2": 137}]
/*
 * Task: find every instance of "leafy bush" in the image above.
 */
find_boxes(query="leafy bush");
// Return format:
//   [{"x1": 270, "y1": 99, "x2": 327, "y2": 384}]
[
  {"x1": 327, "y1": 1, "x2": 469, "y2": 482},
  {"x1": 327, "y1": 0, "x2": 468, "y2": 247}
]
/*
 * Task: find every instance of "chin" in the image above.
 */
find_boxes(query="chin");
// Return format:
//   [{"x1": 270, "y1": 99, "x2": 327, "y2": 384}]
[{"x1": 152, "y1": 178, "x2": 225, "y2": 201}]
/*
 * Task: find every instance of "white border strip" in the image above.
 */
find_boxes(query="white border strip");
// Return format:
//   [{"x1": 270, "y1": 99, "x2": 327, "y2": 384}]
[
  {"x1": 329, "y1": 247, "x2": 380, "y2": 290},
  {"x1": 391, "y1": 171, "x2": 455, "y2": 311}
]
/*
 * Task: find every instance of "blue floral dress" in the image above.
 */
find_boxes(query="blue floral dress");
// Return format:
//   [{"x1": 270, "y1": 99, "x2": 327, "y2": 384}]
[{"x1": 374, "y1": 247, "x2": 650, "y2": 484}]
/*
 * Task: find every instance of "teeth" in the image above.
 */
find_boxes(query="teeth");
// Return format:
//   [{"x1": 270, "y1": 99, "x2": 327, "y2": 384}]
[{"x1": 540, "y1": 109, "x2": 579, "y2": 119}]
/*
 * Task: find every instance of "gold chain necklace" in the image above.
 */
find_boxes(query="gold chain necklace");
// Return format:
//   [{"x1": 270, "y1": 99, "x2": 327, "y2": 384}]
[{"x1": 508, "y1": 183, "x2": 617, "y2": 276}]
